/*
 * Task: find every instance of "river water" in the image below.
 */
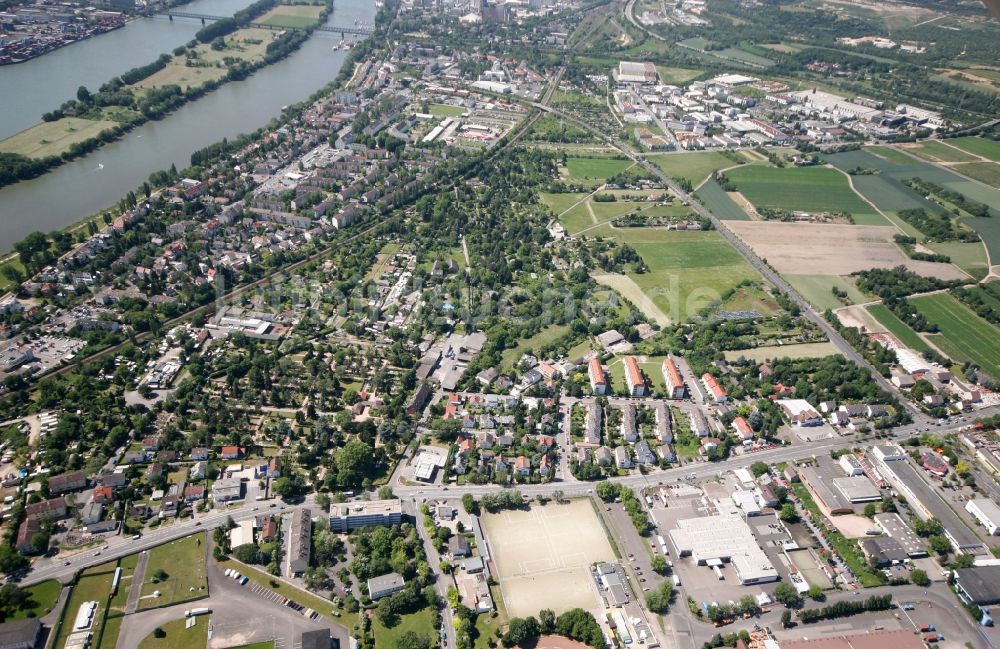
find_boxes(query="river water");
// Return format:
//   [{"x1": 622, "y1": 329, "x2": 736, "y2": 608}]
[{"x1": 0, "y1": 0, "x2": 374, "y2": 251}]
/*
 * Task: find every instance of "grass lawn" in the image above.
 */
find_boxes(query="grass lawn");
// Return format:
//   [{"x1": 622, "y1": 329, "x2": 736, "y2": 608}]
[
  {"x1": 911, "y1": 293, "x2": 1000, "y2": 379},
  {"x1": 948, "y1": 137, "x2": 1000, "y2": 162},
  {"x1": 722, "y1": 342, "x2": 840, "y2": 362},
  {"x1": 785, "y1": 274, "x2": 868, "y2": 311},
  {"x1": 258, "y1": 4, "x2": 322, "y2": 27},
  {"x1": 904, "y1": 140, "x2": 979, "y2": 164},
  {"x1": 539, "y1": 192, "x2": 589, "y2": 217},
  {"x1": 715, "y1": 283, "x2": 781, "y2": 316},
  {"x1": 228, "y1": 642, "x2": 275, "y2": 649},
  {"x1": 136, "y1": 63, "x2": 226, "y2": 90},
  {"x1": 952, "y1": 162, "x2": 1000, "y2": 189},
  {"x1": 428, "y1": 103, "x2": 465, "y2": 117},
  {"x1": 0, "y1": 118, "x2": 119, "y2": 159},
  {"x1": 53, "y1": 563, "x2": 118, "y2": 649},
  {"x1": 725, "y1": 165, "x2": 879, "y2": 221},
  {"x1": 654, "y1": 66, "x2": 703, "y2": 85},
  {"x1": 474, "y1": 613, "x2": 504, "y2": 649},
  {"x1": 648, "y1": 151, "x2": 741, "y2": 187},
  {"x1": 926, "y1": 241, "x2": 990, "y2": 280},
  {"x1": 866, "y1": 304, "x2": 931, "y2": 353},
  {"x1": 607, "y1": 356, "x2": 667, "y2": 395},
  {"x1": 5, "y1": 579, "x2": 62, "y2": 620},
  {"x1": 138, "y1": 616, "x2": 208, "y2": 649},
  {"x1": 501, "y1": 324, "x2": 571, "y2": 370},
  {"x1": 234, "y1": 562, "x2": 358, "y2": 629},
  {"x1": 563, "y1": 157, "x2": 633, "y2": 185},
  {"x1": 591, "y1": 227, "x2": 758, "y2": 321},
  {"x1": 372, "y1": 607, "x2": 437, "y2": 648},
  {"x1": 139, "y1": 534, "x2": 208, "y2": 610},
  {"x1": 98, "y1": 614, "x2": 124, "y2": 649}
]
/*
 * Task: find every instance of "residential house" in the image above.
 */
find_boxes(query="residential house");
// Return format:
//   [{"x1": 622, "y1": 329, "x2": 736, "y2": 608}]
[
  {"x1": 615, "y1": 446, "x2": 633, "y2": 469},
  {"x1": 662, "y1": 357, "x2": 686, "y2": 399},
  {"x1": 624, "y1": 356, "x2": 648, "y2": 396},
  {"x1": 621, "y1": 404, "x2": 638, "y2": 443},
  {"x1": 588, "y1": 358, "x2": 608, "y2": 395},
  {"x1": 48, "y1": 471, "x2": 87, "y2": 495}
]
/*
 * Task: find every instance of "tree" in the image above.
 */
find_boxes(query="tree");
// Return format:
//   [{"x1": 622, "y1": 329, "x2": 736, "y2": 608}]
[
  {"x1": 378, "y1": 486, "x2": 395, "y2": 500},
  {"x1": 781, "y1": 610, "x2": 793, "y2": 628},
  {"x1": 0, "y1": 583, "x2": 29, "y2": 619},
  {"x1": 928, "y1": 535, "x2": 951, "y2": 556},
  {"x1": 650, "y1": 555, "x2": 669, "y2": 574},
  {"x1": 773, "y1": 582, "x2": 801, "y2": 608},
  {"x1": 952, "y1": 554, "x2": 975, "y2": 569},
  {"x1": 233, "y1": 544, "x2": 259, "y2": 564},
  {"x1": 596, "y1": 480, "x2": 620, "y2": 502},
  {"x1": 337, "y1": 440, "x2": 376, "y2": 486},
  {"x1": 76, "y1": 86, "x2": 91, "y2": 103},
  {"x1": 503, "y1": 616, "x2": 539, "y2": 647},
  {"x1": 910, "y1": 569, "x2": 930, "y2": 587},
  {"x1": 750, "y1": 461, "x2": 769, "y2": 477},
  {"x1": 395, "y1": 632, "x2": 430, "y2": 649},
  {"x1": 153, "y1": 628, "x2": 166, "y2": 639},
  {"x1": 539, "y1": 608, "x2": 556, "y2": 634},
  {"x1": 461, "y1": 493, "x2": 478, "y2": 515},
  {"x1": 863, "y1": 503, "x2": 877, "y2": 518},
  {"x1": 645, "y1": 581, "x2": 673, "y2": 613},
  {"x1": 152, "y1": 568, "x2": 169, "y2": 582},
  {"x1": 780, "y1": 503, "x2": 798, "y2": 523},
  {"x1": 807, "y1": 584, "x2": 824, "y2": 600},
  {"x1": 0, "y1": 545, "x2": 28, "y2": 575}
]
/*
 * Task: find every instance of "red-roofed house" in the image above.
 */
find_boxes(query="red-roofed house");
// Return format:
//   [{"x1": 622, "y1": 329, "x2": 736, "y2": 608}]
[
  {"x1": 662, "y1": 357, "x2": 686, "y2": 399},
  {"x1": 701, "y1": 373, "x2": 727, "y2": 403},
  {"x1": 624, "y1": 356, "x2": 648, "y2": 397},
  {"x1": 732, "y1": 416, "x2": 754, "y2": 441},
  {"x1": 588, "y1": 358, "x2": 608, "y2": 395}
]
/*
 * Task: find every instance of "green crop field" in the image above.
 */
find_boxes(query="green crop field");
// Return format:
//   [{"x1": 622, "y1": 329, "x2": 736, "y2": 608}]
[
  {"x1": 592, "y1": 227, "x2": 758, "y2": 321},
  {"x1": 786, "y1": 274, "x2": 868, "y2": 311},
  {"x1": 911, "y1": 293, "x2": 1000, "y2": 379},
  {"x1": 139, "y1": 534, "x2": 208, "y2": 609},
  {"x1": 648, "y1": 151, "x2": 742, "y2": 187},
  {"x1": 695, "y1": 177, "x2": 750, "y2": 220},
  {"x1": 948, "y1": 137, "x2": 1000, "y2": 162},
  {"x1": 726, "y1": 165, "x2": 880, "y2": 221},
  {"x1": 866, "y1": 146, "x2": 914, "y2": 165},
  {"x1": 866, "y1": 304, "x2": 931, "y2": 353},
  {"x1": 926, "y1": 241, "x2": 990, "y2": 279},
  {"x1": 902, "y1": 141, "x2": 979, "y2": 164},
  {"x1": 563, "y1": 157, "x2": 633, "y2": 185},
  {"x1": 953, "y1": 162, "x2": 1000, "y2": 189},
  {"x1": 0, "y1": 118, "x2": 119, "y2": 159},
  {"x1": 258, "y1": 4, "x2": 322, "y2": 27}
]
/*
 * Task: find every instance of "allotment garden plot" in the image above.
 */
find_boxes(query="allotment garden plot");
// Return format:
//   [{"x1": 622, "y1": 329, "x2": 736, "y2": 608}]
[{"x1": 482, "y1": 500, "x2": 615, "y2": 618}]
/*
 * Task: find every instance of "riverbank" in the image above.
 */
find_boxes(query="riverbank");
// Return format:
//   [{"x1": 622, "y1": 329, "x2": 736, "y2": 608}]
[{"x1": 0, "y1": 0, "x2": 329, "y2": 189}]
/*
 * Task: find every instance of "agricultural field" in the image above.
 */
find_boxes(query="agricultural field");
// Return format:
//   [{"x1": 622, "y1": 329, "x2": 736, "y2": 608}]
[
  {"x1": 866, "y1": 146, "x2": 914, "y2": 165},
  {"x1": 724, "y1": 165, "x2": 882, "y2": 222},
  {"x1": 694, "y1": 177, "x2": 750, "y2": 220},
  {"x1": 593, "y1": 227, "x2": 759, "y2": 321},
  {"x1": 899, "y1": 141, "x2": 979, "y2": 164},
  {"x1": 722, "y1": 342, "x2": 840, "y2": 362},
  {"x1": 911, "y1": 293, "x2": 1000, "y2": 379},
  {"x1": 727, "y1": 221, "x2": 967, "y2": 280},
  {"x1": 0, "y1": 118, "x2": 119, "y2": 159},
  {"x1": 483, "y1": 500, "x2": 615, "y2": 618},
  {"x1": 138, "y1": 534, "x2": 208, "y2": 610},
  {"x1": 947, "y1": 137, "x2": 1000, "y2": 162},
  {"x1": 866, "y1": 304, "x2": 931, "y2": 353},
  {"x1": 562, "y1": 156, "x2": 634, "y2": 186},
  {"x1": 258, "y1": 4, "x2": 323, "y2": 28},
  {"x1": 925, "y1": 241, "x2": 990, "y2": 280},
  {"x1": 786, "y1": 273, "x2": 876, "y2": 311},
  {"x1": 648, "y1": 151, "x2": 743, "y2": 187},
  {"x1": 953, "y1": 162, "x2": 1000, "y2": 189}
]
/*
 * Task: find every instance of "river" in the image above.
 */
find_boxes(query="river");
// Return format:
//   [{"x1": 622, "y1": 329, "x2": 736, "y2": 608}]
[{"x1": 0, "y1": 0, "x2": 375, "y2": 252}]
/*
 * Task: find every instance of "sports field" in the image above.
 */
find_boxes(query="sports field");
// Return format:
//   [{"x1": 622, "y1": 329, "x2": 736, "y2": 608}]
[
  {"x1": 258, "y1": 4, "x2": 323, "y2": 27},
  {"x1": 725, "y1": 166, "x2": 881, "y2": 221},
  {"x1": 866, "y1": 304, "x2": 931, "y2": 353},
  {"x1": 428, "y1": 103, "x2": 466, "y2": 117},
  {"x1": 910, "y1": 293, "x2": 1000, "y2": 379},
  {"x1": 785, "y1": 274, "x2": 868, "y2": 311},
  {"x1": 563, "y1": 156, "x2": 633, "y2": 186},
  {"x1": 947, "y1": 137, "x2": 1000, "y2": 163},
  {"x1": 648, "y1": 151, "x2": 741, "y2": 187},
  {"x1": 0, "y1": 118, "x2": 119, "y2": 159},
  {"x1": 483, "y1": 500, "x2": 614, "y2": 618}
]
